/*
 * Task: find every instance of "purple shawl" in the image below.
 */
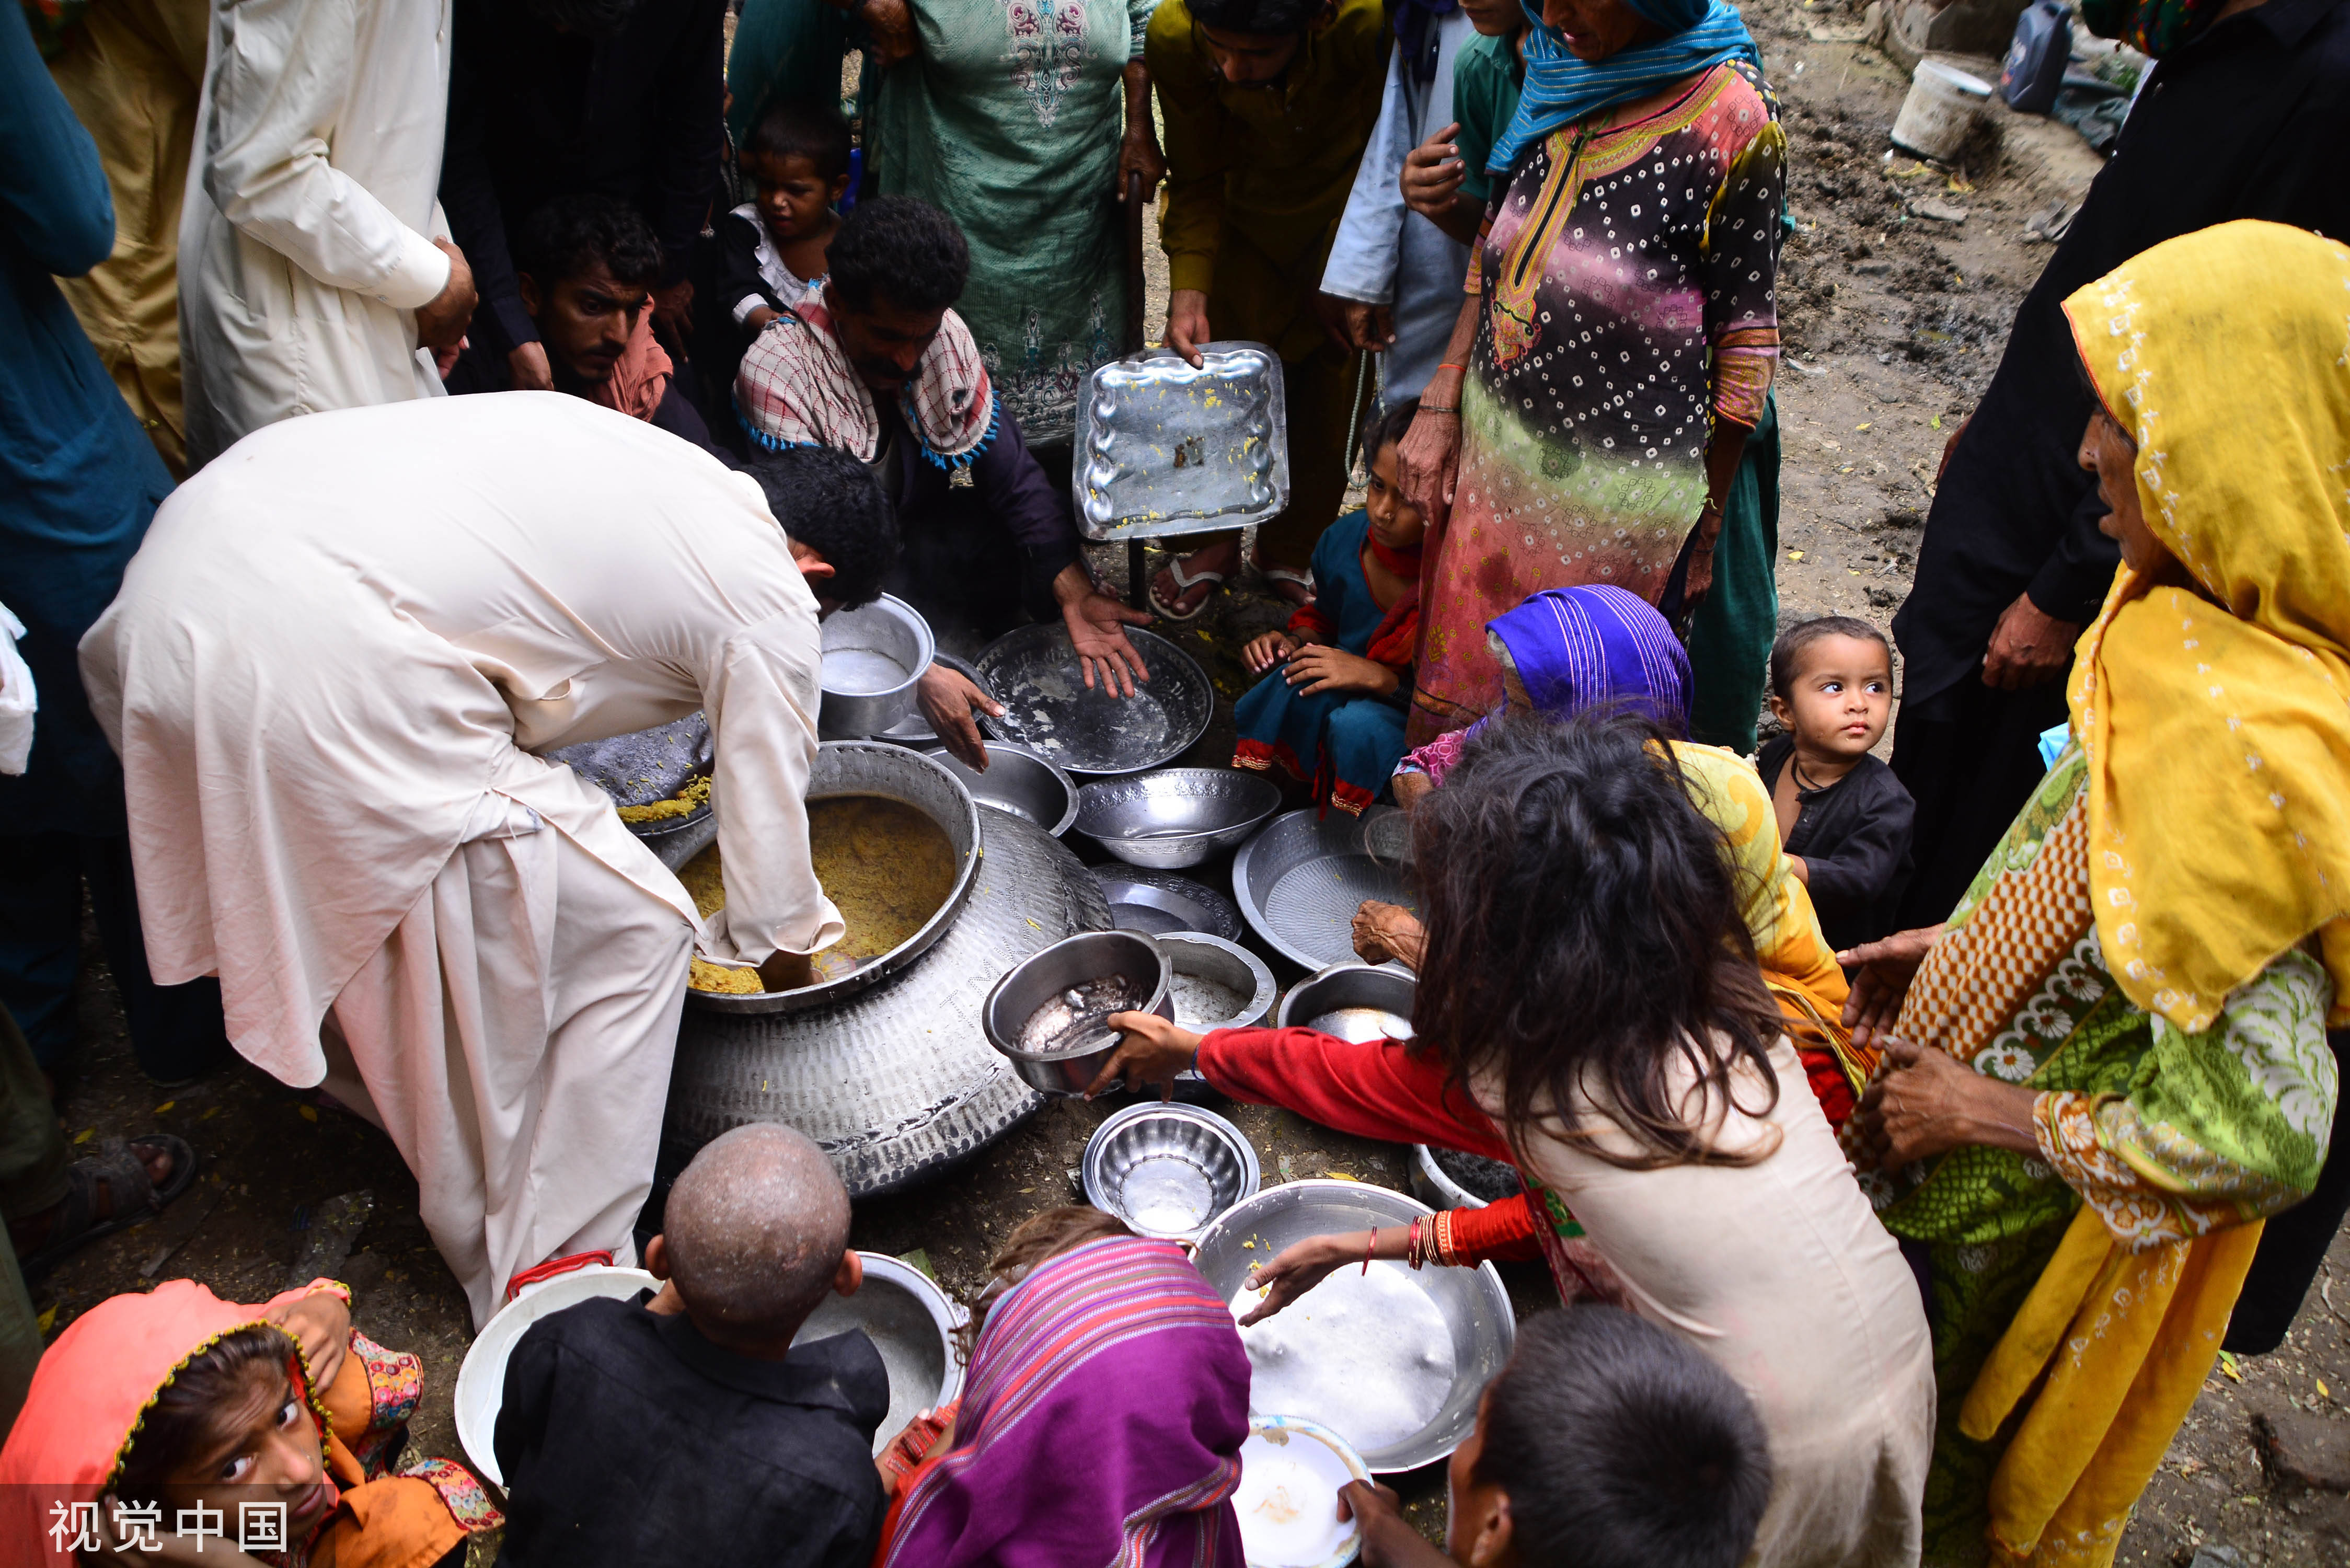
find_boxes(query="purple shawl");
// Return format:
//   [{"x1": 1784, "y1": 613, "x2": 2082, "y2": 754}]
[
  {"x1": 880, "y1": 1238, "x2": 1251, "y2": 1568},
  {"x1": 1489, "y1": 585, "x2": 1692, "y2": 736}
]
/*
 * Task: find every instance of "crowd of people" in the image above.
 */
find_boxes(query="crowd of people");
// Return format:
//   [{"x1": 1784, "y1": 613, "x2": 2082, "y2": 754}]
[{"x1": 2, "y1": 0, "x2": 2348, "y2": 1562}]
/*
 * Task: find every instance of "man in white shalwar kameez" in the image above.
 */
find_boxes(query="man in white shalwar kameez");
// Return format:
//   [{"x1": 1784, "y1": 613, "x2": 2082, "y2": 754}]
[
  {"x1": 179, "y1": 0, "x2": 478, "y2": 469},
  {"x1": 80, "y1": 395, "x2": 898, "y2": 1327}
]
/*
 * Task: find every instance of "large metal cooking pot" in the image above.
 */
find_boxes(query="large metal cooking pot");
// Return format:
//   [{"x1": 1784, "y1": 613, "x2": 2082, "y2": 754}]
[
  {"x1": 687, "y1": 741, "x2": 983, "y2": 1017},
  {"x1": 664, "y1": 805, "x2": 1112, "y2": 1196}
]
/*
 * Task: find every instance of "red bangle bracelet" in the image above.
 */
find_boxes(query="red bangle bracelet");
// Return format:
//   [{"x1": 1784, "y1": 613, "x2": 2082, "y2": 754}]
[{"x1": 1363, "y1": 1227, "x2": 1379, "y2": 1274}]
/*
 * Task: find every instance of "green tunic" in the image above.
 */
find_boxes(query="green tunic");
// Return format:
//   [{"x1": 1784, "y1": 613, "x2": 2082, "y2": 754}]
[{"x1": 867, "y1": 0, "x2": 1154, "y2": 446}]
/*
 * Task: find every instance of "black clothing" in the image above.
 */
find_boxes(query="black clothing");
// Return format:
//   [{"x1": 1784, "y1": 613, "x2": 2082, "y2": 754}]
[
  {"x1": 713, "y1": 209, "x2": 808, "y2": 333},
  {"x1": 1889, "y1": 676, "x2": 2069, "y2": 929},
  {"x1": 493, "y1": 1292, "x2": 888, "y2": 1568},
  {"x1": 442, "y1": 344, "x2": 731, "y2": 463},
  {"x1": 440, "y1": 0, "x2": 727, "y2": 360},
  {"x1": 1757, "y1": 736, "x2": 1916, "y2": 953},
  {"x1": 1890, "y1": 0, "x2": 2350, "y2": 919},
  {"x1": 2226, "y1": 1030, "x2": 2350, "y2": 1355}
]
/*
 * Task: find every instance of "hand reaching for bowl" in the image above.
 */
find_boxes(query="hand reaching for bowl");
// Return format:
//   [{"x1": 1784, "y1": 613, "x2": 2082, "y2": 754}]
[
  {"x1": 1351, "y1": 901, "x2": 1424, "y2": 971},
  {"x1": 917, "y1": 663, "x2": 1004, "y2": 771},
  {"x1": 1341, "y1": 1479, "x2": 1449, "y2": 1568},
  {"x1": 1083, "y1": 1010, "x2": 1204, "y2": 1100},
  {"x1": 1236, "y1": 1231, "x2": 1360, "y2": 1324}
]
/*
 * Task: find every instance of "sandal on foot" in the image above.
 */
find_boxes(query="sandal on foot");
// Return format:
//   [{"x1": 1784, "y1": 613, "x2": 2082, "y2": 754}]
[
  {"x1": 17, "y1": 1133, "x2": 198, "y2": 1281},
  {"x1": 1260, "y1": 565, "x2": 1316, "y2": 608},
  {"x1": 1148, "y1": 553, "x2": 1229, "y2": 622}
]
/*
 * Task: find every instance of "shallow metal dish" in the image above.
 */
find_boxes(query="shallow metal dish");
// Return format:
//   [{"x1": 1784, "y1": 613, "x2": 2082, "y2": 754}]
[
  {"x1": 793, "y1": 1252, "x2": 964, "y2": 1456},
  {"x1": 1076, "y1": 768, "x2": 1284, "y2": 869},
  {"x1": 685, "y1": 742, "x2": 981, "y2": 1016},
  {"x1": 982, "y1": 930, "x2": 1173, "y2": 1097},
  {"x1": 821, "y1": 595, "x2": 935, "y2": 740},
  {"x1": 1092, "y1": 867, "x2": 1243, "y2": 942},
  {"x1": 1232, "y1": 808, "x2": 1418, "y2": 971},
  {"x1": 1074, "y1": 342, "x2": 1290, "y2": 541},
  {"x1": 1195, "y1": 1181, "x2": 1515, "y2": 1473},
  {"x1": 1276, "y1": 962, "x2": 1416, "y2": 1044},
  {"x1": 1157, "y1": 932, "x2": 1277, "y2": 1032},
  {"x1": 975, "y1": 624, "x2": 1213, "y2": 777},
  {"x1": 1082, "y1": 1101, "x2": 1260, "y2": 1241},
  {"x1": 921, "y1": 741, "x2": 1079, "y2": 837}
]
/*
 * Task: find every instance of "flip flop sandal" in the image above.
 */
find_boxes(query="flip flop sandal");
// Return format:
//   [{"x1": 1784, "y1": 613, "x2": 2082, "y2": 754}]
[
  {"x1": 1259, "y1": 565, "x2": 1316, "y2": 607},
  {"x1": 1147, "y1": 554, "x2": 1229, "y2": 623},
  {"x1": 18, "y1": 1133, "x2": 199, "y2": 1281}
]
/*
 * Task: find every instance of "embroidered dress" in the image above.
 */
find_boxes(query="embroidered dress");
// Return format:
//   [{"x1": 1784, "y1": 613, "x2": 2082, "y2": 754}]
[
  {"x1": 865, "y1": 0, "x2": 1154, "y2": 445},
  {"x1": 1411, "y1": 59, "x2": 1784, "y2": 741},
  {"x1": 1231, "y1": 512, "x2": 1415, "y2": 814}
]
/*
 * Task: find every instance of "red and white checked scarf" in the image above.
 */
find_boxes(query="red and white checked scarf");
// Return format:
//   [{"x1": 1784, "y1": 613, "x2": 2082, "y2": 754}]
[{"x1": 733, "y1": 294, "x2": 995, "y2": 467}]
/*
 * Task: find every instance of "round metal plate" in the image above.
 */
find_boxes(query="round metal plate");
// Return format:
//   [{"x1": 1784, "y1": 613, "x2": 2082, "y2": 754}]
[
  {"x1": 974, "y1": 625, "x2": 1213, "y2": 776},
  {"x1": 1231, "y1": 808, "x2": 1419, "y2": 971},
  {"x1": 1090, "y1": 866, "x2": 1243, "y2": 942}
]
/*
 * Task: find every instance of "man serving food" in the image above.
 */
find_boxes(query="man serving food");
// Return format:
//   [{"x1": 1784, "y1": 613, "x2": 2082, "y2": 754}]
[{"x1": 79, "y1": 395, "x2": 897, "y2": 1327}]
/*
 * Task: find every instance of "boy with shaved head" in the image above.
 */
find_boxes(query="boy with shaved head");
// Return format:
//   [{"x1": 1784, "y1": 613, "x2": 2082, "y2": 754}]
[{"x1": 492, "y1": 1124, "x2": 885, "y2": 1567}]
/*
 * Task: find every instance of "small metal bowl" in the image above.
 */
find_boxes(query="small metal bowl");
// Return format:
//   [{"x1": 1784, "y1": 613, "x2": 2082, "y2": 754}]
[
  {"x1": 1082, "y1": 1101, "x2": 1260, "y2": 1241},
  {"x1": 1410, "y1": 1144, "x2": 1518, "y2": 1212},
  {"x1": 920, "y1": 741, "x2": 1079, "y2": 836},
  {"x1": 820, "y1": 594, "x2": 935, "y2": 740},
  {"x1": 1075, "y1": 768, "x2": 1284, "y2": 869},
  {"x1": 792, "y1": 1252, "x2": 964, "y2": 1455},
  {"x1": 1092, "y1": 867, "x2": 1245, "y2": 941},
  {"x1": 1276, "y1": 962, "x2": 1416, "y2": 1043},
  {"x1": 983, "y1": 930, "x2": 1173, "y2": 1097},
  {"x1": 1156, "y1": 931, "x2": 1277, "y2": 1032}
]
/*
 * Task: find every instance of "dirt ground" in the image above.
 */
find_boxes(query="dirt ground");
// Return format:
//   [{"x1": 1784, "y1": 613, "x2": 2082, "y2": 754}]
[{"x1": 25, "y1": 2, "x2": 2349, "y2": 1559}]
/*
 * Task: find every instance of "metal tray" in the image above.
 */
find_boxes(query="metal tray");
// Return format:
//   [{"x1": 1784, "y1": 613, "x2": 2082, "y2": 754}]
[
  {"x1": 1232, "y1": 808, "x2": 1419, "y2": 971},
  {"x1": 1073, "y1": 343, "x2": 1289, "y2": 541},
  {"x1": 974, "y1": 625, "x2": 1212, "y2": 776},
  {"x1": 546, "y1": 711, "x2": 709, "y2": 809},
  {"x1": 1091, "y1": 866, "x2": 1243, "y2": 942}
]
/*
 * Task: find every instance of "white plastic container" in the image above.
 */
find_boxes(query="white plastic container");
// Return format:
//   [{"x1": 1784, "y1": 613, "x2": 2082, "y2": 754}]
[{"x1": 1891, "y1": 60, "x2": 1994, "y2": 161}]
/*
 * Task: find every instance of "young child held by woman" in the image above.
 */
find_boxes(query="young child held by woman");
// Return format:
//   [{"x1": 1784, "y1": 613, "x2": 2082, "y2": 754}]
[
  {"x1": 2, "y1": 1277, "x2": 498, "y2": 1565},
  {"x1": 1343, "y1": 1306, "x2": 1771, "y2": 1568},
  {"x1": 716, "y1": 97, "x2": 854, "y2": 340},
  {"x1": 1233, "y1": 399, "x2": 1426, "y2": 814},
  {"x1": 1755, "y1": 617, "x2": 1915, "y2": 953}
]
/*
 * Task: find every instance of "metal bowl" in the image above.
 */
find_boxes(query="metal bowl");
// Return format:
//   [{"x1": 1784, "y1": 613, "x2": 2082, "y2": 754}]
[
  {"x1": 821, "y1": 594, "x2": 935, "y2": 740},
  {"x1": 1092, "y1": 866, "x2": 1244, "y2": 941},
  {"x1": 1237, "y1": 1417, "x2": 1370, "y2": 1568},
  {"x1": 1276, "y1": 962, "x2": 1416, "y2": 1044},
  {"x1": 982, "y1": 930, "x2": 1173, "y2": 1097},
  {"x1": 457, "y1": 1264, "x2": 661, "y2": 1486},
  {"x1": 1232, "y1": 808, "x2": 1418, "y2": 971},
  {"x1": 1157, "y1": 932, "x2": 1277, "y2": 1032},
  {"x1": 1411, "y1": 1144, "x2": 1514, "y2": 1212},
  {"x1": 920, "y1": 741, "x2": 1079, "y2": 837},
  {"x1": 1075, "y1": 768, "x2": 1284, "y2": 869},
  {"x1": 685, "y1": 742, "x2": 981, "y2": 1016},
  {"x1": 793, "y1": 1252, "x2": 964, "y2": 1455},
  {"x1": 975, "y1": 624, "x2": 1213, "y2": 776},
  {"x1": 1195, "y1": 1181, "x2": 1516, "y2": 1472},
  {"x1": 1082, "y1": 1101, "x2": 1260, "y2": 1240}
]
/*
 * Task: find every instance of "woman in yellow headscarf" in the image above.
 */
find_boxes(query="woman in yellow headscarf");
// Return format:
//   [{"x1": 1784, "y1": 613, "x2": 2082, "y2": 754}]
[{"x1": 1843, "y1": 218, "x2": 2350, "y2": 1567}]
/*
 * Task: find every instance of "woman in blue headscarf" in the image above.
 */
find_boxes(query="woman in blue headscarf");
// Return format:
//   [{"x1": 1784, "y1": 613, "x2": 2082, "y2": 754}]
[{"x1": 1396, "y1": 0, "x2": 1786, "y2": 755}]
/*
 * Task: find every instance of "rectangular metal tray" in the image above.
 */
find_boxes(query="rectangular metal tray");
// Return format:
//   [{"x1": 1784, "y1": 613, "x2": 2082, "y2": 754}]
[{"x1": 1072, "y1": 342, "x2": 1289, "y2": 542}]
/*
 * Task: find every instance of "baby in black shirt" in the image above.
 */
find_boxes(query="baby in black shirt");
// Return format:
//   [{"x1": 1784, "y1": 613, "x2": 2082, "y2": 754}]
[{"x1": 1757, "y1": 617, "x2": 1917, "y2": 955}]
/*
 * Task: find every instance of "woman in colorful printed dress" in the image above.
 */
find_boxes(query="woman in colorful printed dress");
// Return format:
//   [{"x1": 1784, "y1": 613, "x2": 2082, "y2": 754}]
[
  {"x1": 1396, "y1": 0, "x2": 1785, "y2": 750},
  {"x1": 1840, "y1": 221, "x2": 2350, "y2": 1568},
  {"x1": 1, "y1": 1277, "x2": 499, "y2": 1565},
  {"x1": 858, "y1": 0, "x2": 1166, "y2": 448}
]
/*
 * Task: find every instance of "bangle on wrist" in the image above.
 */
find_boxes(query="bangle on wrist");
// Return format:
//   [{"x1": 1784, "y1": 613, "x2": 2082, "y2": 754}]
[{"x1": 1419, "y1": 403, "x2": 1460, "y2": 416}]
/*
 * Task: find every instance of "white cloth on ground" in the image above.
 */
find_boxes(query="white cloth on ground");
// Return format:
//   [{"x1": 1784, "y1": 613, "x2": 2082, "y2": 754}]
[
  {"x1": 80, "y1": 393, "x2": 843, "y2": 1090},
  {"x1": 318, "y1": 791, "x2": 690, "y2": 1327},
  {"x1": 1494, "y1": 1039, "x2": 1936, "y2": 1568},
  {"x1": 1317, "y1": 9, "x2": 1474, "y2": 402},
  {"x1": 179, "y1": 0, "x2": 456, "y2": 469}
]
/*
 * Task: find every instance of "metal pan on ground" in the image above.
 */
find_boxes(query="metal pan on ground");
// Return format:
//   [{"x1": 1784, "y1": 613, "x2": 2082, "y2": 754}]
[
  {"x1": 819, "y1": 594, "x2": 934, "y2": 740},
  {"x1": 983, "y1": 930, "x2": 1174, "y2": 1097},
  {"x1": 1090, "y1": 866, "x2": 1243, "y2": 942},
  {"x1": 1275, "y1": 962, "x2": 1415, "y2": 1045},
  {"x1": 1232, "y1": 808, "x2": 1418, "y2": 971},
  {"x1": 1411, "y1": 1144, "x2": 1518, "y2": 1212},
  {"x1": 920, "y1": 740, "x2": 1079, "y2": 836},
  {"x1": 1156, "y1": 931, "x2": 1277, "y2": 1033},
  {"x1": 1235, "y1": 1416, "x2": 1370, "y2": 1568},
  {"x1": 1082, "y1": 1101, "x2": 1260, "y2": 1242},
  {"x1": 1072, "y1": 342, "x2": 1290, "y2": 542},
  {"x1": 974, "y1": 624, "x2": 1212, "y2": 777},
  {"x1": 1075, "y1": 767, "x2": 1283, "y2": 869},
  {"x1": 456, "y1": 1264, "x2": 661, "y2": 1487},
  {"x1": 792, "y1": 1252, "x2": 964, "y2": 1456},
  {"x1": 1197, "y1": 1181, "x2": 1515, "y2": 1473}
]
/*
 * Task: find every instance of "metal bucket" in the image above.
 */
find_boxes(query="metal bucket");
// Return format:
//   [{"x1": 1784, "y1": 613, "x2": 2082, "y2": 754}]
[
  {"x1": 1891, "y1": 60, "x2": 1992, "y2": 161},
  {"x1": 820, "y1": 594, "x2": 934, "y2": 739}
]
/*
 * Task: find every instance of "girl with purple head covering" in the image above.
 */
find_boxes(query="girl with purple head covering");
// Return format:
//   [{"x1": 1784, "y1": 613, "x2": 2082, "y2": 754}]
[{"x1": 1392, "y1": 584, "x2": 1691, "y2": 802}]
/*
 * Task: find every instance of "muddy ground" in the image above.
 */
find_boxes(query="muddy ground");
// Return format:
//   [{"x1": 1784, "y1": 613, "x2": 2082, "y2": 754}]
[{"x1": 24, "y1": 2, "x2": 2348, "y2": 1559}]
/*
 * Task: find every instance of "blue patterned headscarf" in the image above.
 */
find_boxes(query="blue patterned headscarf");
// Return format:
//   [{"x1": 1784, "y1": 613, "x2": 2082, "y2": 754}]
[
  {"x1": 1484, "y1": 0, "x2": 1760, "y2": 174},
  {"x1": 1488, "y1": 586, "x2": 1692, "y2": 736}
]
